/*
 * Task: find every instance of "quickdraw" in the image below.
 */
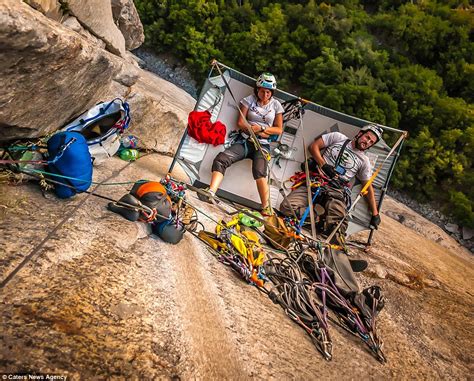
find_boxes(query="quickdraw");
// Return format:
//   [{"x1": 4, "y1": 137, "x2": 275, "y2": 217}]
[{"x1": 138, "y1": 207, "x2": 158, "y2": 223}]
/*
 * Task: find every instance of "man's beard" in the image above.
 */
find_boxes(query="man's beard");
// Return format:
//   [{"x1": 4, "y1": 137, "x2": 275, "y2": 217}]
[
  {"x1": 355, "y1": 134, "x2": 373, "y2": 151},
  {"x1": 355, "y1": 136, "x2": 366, "y2": 150}
]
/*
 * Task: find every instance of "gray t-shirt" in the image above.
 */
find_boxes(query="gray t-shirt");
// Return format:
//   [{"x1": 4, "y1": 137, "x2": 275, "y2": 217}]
[
  {"x1": 321, "y1": 132, "x2": 372, "y2": 182},
  {"x1": 240, "y1": 94, "x2": 284, "y2": 144}
]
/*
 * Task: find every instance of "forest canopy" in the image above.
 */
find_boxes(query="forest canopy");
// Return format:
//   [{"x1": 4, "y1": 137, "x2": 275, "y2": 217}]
[{"x1": 134, "y1": 0, "x2": 473, "y2": 228}]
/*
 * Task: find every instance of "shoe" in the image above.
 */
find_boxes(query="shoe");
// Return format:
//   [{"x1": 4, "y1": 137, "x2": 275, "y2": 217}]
[
  {"x1": 261, "y1": 206, "x2": 273, "y2": 217},
  {"x1": 197, "y1": 187, "x2": 216, "y2": 204}
]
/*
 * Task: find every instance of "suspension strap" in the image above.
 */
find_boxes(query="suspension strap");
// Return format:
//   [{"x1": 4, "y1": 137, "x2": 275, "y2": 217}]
[
  {"x1": 334, "y1": 139, "x2": 351, "y2": 168},
  {"x1": 298, "y1": 108, "x2": 317, "y2": 240}
]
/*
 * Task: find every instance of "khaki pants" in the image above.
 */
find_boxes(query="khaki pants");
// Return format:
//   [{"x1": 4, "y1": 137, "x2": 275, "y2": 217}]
[{"x1": 279, "y1": 185, "x2": 348, "y2": 236}]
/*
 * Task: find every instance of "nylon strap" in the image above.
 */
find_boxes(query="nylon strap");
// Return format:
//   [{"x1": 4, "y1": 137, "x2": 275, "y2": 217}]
[
  {"x1": 299, "y1": 108, "x2": 317, "y2": 240},
  {"x1": 334, "y1": 139, "x2": 351, "y2": 168}
]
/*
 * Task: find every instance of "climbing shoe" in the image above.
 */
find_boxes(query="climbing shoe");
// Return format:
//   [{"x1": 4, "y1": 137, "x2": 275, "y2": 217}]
[{"x1": 197, "y1": 187, "x2": 216, "y2": 204}]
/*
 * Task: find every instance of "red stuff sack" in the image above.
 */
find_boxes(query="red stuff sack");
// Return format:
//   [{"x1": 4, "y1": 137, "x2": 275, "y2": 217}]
[{"x1": 187, "y1": 110, "x2": 226, "y2": 146}]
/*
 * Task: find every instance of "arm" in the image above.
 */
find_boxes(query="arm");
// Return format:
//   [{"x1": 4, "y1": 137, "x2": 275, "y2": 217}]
[
  {"x1": 308, "y1": 136, "x2": 339, "y2": 177},
  {"x1": 308, "y1": 137, "x2": 326, "y2": 166},
  {"x1": 363, "y1": 181, "x2": 379, "y2": 216},
  {"x1": 237, "y1": 104, "x2": 262, "y2": 134},
  {"x1": 257, "y1": 112, "x2": 283, "y2": 138},
  {"x1": 363, "y1": 180, "x2": 381, "y2": 229}
]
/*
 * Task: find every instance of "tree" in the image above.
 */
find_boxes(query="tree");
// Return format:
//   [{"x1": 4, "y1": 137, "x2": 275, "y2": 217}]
[{"x1": 133, "y1": 0, "x2": 474, "y2": 227}]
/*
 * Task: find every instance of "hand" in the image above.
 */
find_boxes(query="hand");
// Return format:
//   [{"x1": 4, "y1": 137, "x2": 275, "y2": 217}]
[
  {"x1": 322, "y1": 163, "x2": 338, "y2": 178},
  {"x1": 249, "y1": 124, "x2": 261, "y2": 133},
  {"x1": 370, "y1": 214, "x2": 381, "y2": 229}
]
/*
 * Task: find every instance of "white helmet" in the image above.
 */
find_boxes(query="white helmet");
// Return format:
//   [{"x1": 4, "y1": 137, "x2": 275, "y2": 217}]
[
  {"x1": 256, "y1": 72, "x2": 277, "y2": 90},
  {"x1": 360, "y1": 124, "x2": 383, "y2": 143}
]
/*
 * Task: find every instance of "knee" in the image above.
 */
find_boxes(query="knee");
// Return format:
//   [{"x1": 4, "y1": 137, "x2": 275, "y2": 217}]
[
  {"x1": 324, "y1": 199, "x2": 347, "y2": 225},
  {"x1": 279, "y1": 198, "x2": 304, "y2": 218},
  {"x1": 252, "y1": 161, "x2": 268, "y2": 180},
  {"x1": 212, "y1": 152, "x2": 232, "y2": 174},
  {"x1": 279, "y1": 199, "x2": 293, "y2": 217}
]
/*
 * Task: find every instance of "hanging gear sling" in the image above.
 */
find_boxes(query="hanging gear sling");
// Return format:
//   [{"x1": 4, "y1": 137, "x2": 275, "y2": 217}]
[{"x1": 197, "y1": 215, "x2": 267, "y2": 287}]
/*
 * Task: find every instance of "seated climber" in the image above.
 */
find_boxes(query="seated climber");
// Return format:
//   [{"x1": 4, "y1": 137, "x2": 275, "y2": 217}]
[
  {"x1": 199, "y1": 72, "x2": 284, "y2": 216},
  {"x1": 279, "y1": 124, "x2": 383, "y2": 241}
]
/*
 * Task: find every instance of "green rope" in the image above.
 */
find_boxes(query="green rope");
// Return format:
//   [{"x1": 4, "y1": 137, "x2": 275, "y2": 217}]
[{"x1": 26, "y1": 168, "x2": 148, "y2": 186}]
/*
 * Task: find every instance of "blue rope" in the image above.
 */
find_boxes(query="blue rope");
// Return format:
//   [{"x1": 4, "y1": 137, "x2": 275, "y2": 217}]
[{"x1": 298, "y1": 187, "x2": 321, "y2": 230}]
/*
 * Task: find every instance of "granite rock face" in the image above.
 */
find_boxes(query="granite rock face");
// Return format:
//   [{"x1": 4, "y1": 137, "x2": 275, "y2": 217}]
[
  {"x1": 119, "y1": 70, "x2": 195, "y2": 154},
  {"x1": 61, "y1": 16, "x2": 107, "y2": 50},
  {"x1": 0, "y1": 0, "x2": 194, "y2": 152},
  {"x1": 23, "y1": 0, "x2": 65, "y2": 22},
  {"x1": 27, "y1": 0, "x2": 144, "y2": 54},
  {"x1": 0, "y1": 0, "x2": 121, "y2": 141},
  {"x1": 0, "y1": 155, "x2": 472, "y2": 379},
  {"x1": 111, "y1": 0, "x2": 145, "y2": 50},
  {"x1": 67, "y1": 0, "x2": 126, "y2": 57}
]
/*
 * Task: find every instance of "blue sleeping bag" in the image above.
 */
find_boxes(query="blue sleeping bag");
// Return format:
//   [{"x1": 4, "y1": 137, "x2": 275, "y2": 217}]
[{"x1": 47, "y1": 131, "x2": 93, "y2": 199}]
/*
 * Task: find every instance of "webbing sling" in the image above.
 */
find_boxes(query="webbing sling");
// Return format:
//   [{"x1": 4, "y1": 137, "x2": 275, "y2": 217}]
[
  {"x1": 334, "y1": 139, "x2": 351, "y2": 169},
  {"x1": 300, "y1": 107, "x2": 317, "y2": 240}
]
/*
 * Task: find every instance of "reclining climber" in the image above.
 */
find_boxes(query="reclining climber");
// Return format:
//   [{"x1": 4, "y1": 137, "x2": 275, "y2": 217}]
[
  {"x1": 279, "y1": 124, "x2": 383, "y2": 242},
  {"x1": 199, "y1": 73, "x2": 284, "y2": 216}
]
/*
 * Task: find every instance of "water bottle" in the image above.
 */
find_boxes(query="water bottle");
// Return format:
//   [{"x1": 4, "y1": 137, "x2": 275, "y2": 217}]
[
  {"x1": 119, "y1": 148, "x2": 139, "y2": 161},
  {"x1": 120, "y1": 135, "x2": 138, "y2": 149}
]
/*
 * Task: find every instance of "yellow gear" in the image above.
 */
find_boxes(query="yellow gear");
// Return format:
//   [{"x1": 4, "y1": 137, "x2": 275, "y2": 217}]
[{"x1": 215, "y1": 217, "x2": 266, "y2": 267}]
